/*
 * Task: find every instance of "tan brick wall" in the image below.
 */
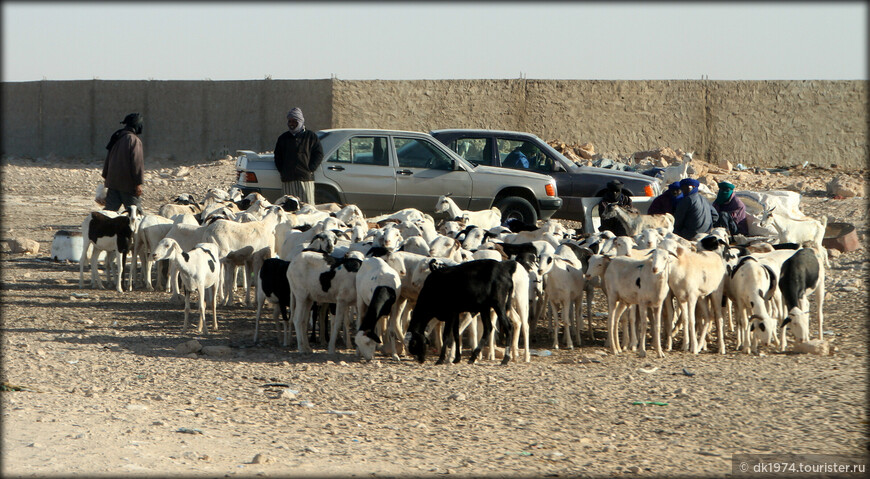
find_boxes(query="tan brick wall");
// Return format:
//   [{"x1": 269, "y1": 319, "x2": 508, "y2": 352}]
[{"x1": 3, "y1": 79, "x2": 865, "y2": 168}]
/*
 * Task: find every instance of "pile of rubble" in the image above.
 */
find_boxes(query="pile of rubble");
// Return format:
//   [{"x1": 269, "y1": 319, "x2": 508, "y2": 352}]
[{"x1": 546, "y1": 140, "x2": 866, "y2": 199}]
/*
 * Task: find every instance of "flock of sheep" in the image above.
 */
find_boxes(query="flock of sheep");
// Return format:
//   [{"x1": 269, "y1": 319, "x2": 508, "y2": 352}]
[{"x1": 76, "y1": 185, "x2": 828, "y2": 365}]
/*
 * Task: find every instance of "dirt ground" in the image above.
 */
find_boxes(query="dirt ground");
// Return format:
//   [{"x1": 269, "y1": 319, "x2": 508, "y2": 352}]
[{"x1": 1, "y1": 155, "x2": 868, "y2": 478}]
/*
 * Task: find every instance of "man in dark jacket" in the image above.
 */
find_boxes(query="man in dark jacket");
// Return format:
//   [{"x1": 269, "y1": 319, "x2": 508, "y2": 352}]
[
  {"x1": 102, "y1": 113, "x2": 145, "y2": 212},
  {"x1": 673, "y1": 177, "x2": 713, "y2": 239},
  {"x1": 274, "y1": 107, "x2": 324, "y2": 205}
]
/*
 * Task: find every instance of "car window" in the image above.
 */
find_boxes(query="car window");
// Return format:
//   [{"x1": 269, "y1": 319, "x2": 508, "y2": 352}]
[
  {"x1": 454, "y1": 138, "x2": 489, "y2": 166},
  {"x1": 496, "y1": 138, "x2": 548, "y2": 171},
  {"x1": 395, "y1": 137, "x2": 454, "y2": 170},
  {"x1": 327, "y1": 136, "x2": 389, "y2": 166}
]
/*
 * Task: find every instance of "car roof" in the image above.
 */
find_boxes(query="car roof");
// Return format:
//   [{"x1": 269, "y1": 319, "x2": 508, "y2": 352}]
[
  {"x1": 430, "y1": 128, "x2": 544, "y2": 138},
  {"x1": 321, "y1": 128, "x2": 432, "y2": 136}
]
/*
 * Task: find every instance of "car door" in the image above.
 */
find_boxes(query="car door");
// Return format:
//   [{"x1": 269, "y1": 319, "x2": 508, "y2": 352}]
[
  {"x1": 449, "y1": 135, "x2": 496, "y2": 167},
  {"x1": 320, "y1": 135, "x2": 397, "y2": 211},
  {"x1": 393, "y1": 135, "x2": 473, "y2": 212},
  {"x1": 495, "y1": 136, "x2": 574, "y2": 198}
]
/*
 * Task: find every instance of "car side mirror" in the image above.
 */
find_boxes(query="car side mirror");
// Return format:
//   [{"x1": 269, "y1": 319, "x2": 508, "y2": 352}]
[{"x1": 553, "y1": 163, "x2": 566, "y2": 173}]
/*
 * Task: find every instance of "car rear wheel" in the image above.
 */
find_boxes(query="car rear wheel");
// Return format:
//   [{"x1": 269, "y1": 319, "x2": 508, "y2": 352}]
[{"x1": 496, "y1": 196, "x2": 537, "y2": 225}]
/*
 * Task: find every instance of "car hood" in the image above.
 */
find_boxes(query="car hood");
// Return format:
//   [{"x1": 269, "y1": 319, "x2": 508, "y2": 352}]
[
  {"x1": 566, "y1": 164, "x2": 654, "y2": 182},
  {"x1": 471, "y1": 164, "x2": 554, "y2": 184}
]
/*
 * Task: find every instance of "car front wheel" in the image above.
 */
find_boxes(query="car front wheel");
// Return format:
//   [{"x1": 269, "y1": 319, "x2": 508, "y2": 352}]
[{"x1": 496, "y1": 196, "x2": 537, "y2": 225}]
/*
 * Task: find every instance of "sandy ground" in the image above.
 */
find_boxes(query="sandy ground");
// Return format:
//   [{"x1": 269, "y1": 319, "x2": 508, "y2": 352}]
[{"x1": 1, "y1": 155, "x2": 868, "y2": 478}]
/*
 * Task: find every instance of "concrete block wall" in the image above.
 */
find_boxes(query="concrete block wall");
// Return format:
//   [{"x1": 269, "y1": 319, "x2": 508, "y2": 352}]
[
  {"x1": 0, "y1": 79, "x2": 333, "y2": 162},
  {"x1": 1, "y1": 79, "x2": 865, "y2": 168}
]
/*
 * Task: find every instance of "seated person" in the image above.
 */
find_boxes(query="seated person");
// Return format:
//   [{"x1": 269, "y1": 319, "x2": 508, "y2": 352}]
[
  {"x1": 713, "y1": 181, "x2": 749, "y2": 235},
  {"x1": 647, "y1": 182, "x2": 682, "y2": 215},
  {"x1": 673, "y1": 177, "x2": 713, "y2": 240},
  {"x1": 597, "y1": 180, "x2": 634, "y2": 236},
  {"x1": 503, "y1": 143, "x2": 535, "y2": 169}
]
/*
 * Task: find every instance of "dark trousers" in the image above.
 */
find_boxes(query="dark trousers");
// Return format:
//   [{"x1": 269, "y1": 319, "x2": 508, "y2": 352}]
[{"x1": 104, "y1": 188, "x2": 142, "y2": 213}]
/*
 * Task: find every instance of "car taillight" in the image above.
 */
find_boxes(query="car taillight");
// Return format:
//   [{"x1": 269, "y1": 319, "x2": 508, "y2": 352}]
[
  {"x1": 545, "y1": 183, "x2": 556, "y2": 197},
  {"x1": 243, "y1": 172, "x2": 258, "y2": 183},
  {"x1": 644, "y1": 184, "x2": 655, "y2": 197}
]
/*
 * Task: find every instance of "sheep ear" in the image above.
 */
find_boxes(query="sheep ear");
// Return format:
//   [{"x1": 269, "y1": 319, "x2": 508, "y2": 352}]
[{"x1": 781, "y1": 317, "x2": 792, "y2": 328}]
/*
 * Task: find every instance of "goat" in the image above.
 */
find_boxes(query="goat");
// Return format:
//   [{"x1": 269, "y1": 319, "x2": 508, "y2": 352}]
[
  {"x1": 405, "y1": 259, "x2": 519, "y2": 365},
  {"x1": 778, "y1": 247, "x2": 825, "y2": 349},
  {"x1": 354, "y1": 257, "x2": 403, "y2": 360},
  {"x1": 758, "y1": 205, "x2": 828, "y2": 267},
  {"x1": 601, "y1": 204, "x2": 675, "y2": 236},
  {"x1": 151, "y1": 239, "x2": 222, "y2": 334},
  {"x1": 202, "y1": 207, "x2": 285, "y2": 305},
  {"x1": 131, "y1": 213, "x2": 174, "y2": 291},
  {"x1": 79, "y1": 206, "x2": 140, "y2": 292},
  {"x1": 254, "y1": 257, "x2": 292, "y2": 345},
  {"x1": 725, "y1": 256, "x2": 779, "y2": 354},
  {"x1": 287, "y1": 251, "x2": 363, "y2": 354},
  {"x1": 434, "y1": 195, "x2": 502, "y2": 229},
  {"x1": 665, "y1": 245, "x2": 727, "y2": 354}
]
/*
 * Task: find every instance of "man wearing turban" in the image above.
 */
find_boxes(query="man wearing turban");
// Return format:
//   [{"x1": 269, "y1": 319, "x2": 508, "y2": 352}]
[
  {"x1": 713, "y1": 181, "x2": 749, "y2": 235},
  {"x1": 673, "y1": 177, "x2": 714, "y2": 239},
  {"x1": 273, "y1": 107, "x2": 324, "y2": 205}
]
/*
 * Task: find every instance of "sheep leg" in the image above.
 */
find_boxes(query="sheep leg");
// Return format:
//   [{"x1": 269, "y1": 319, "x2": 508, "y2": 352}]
[
  {"x1": 571, "y1": 298, "x2": 583, "y2": 347},
  {"x1": 586, "y1": 286, "x2": 594, "y2": 342},
  {"x1": 79, "y1": 240, "x2": 92, "y2": 288},
  {"x1": 687, "y1": 297, "x2": 700, "y2": 354},
  {"x1": 328, "y1": 302, "x2": 347, "y2": 354},
  {"x1": 90, "y1": 248, "x2": 104, "y2": 289},
  {"x1": 183, "y1": 288, "x2": 191, "y2": 332},
  {"x1": 609, "y1": 302, "x2": 628, "y2": 355},
  {"x1": 196, "y1": 288, "x2": 208, "y2": 335},
  {"x1": 563, "y1": 300, "x2": 574, "y2": 349},
  {"x1": 451, "y1": 317, "x2": 462, "y2": 364},
  {"x1": 664, "y1": 297, "x2": 675, "y2": 351},
  {"x1": 628, "y1": 306, "x2": 638, "y2": 351},
  {"x1": 497, "y1": 306, "x2": 514, "y2": 366},
  {"x1": 651, "y1": 305, "x2": 665, "y2": 359},
  {"x1": 117, "y1": 252, "x2": 127, "y2": 293},
  {"x1": 469, "y1": 313, "x2": 490, "y2": 364},
  {"x1": 549, "y1": 300, "x2": 561, "y2": 350},
  {"x1": 435, "y1": 319, "x2": 453, "y2": 365},
  {"x1": 292, "y1": 298, "x2": 314, "y2": 354},
  {"x1": 636, "y1": 305, "x2": 649, "y2": 358},
  {"x1": 486, "y1": 310, "x2": 497, "y2": 361},
  {"x1": 210, "y1": 285, "x2": 219, "y2": 332}
]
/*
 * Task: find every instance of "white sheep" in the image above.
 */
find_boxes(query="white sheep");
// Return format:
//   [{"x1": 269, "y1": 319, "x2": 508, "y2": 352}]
[
  {"x1": 151, "y1": 239, "x2": 223, "y2": 334},
  {"x1": 354, "y1": 256, "x2": 404, "y2": 360},
  {"x1": 434, "y1": 195, "x2": 502, "y2": 229},
  {"x1": 287, "y1": 251, "x2": 363, "y2": 354}
]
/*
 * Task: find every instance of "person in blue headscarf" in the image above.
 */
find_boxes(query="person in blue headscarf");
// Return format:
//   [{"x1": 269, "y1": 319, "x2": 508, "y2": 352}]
[
  {"x1": 647, "y1": 181, "x2": 683, "y2": 215},
  {"x1": 673, "y1": 177, "x2": 714, "y2": 239}
]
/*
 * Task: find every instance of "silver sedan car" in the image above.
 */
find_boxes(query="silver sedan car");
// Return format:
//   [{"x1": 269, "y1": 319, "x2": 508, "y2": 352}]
[{"x1": 233, "y1": 129, "x2": 562, "y2": 223}]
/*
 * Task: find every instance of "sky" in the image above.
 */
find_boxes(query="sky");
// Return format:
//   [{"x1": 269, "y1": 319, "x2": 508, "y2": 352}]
[{"x1": 2, "y1": 2, "x2": 866, "y2": 82}]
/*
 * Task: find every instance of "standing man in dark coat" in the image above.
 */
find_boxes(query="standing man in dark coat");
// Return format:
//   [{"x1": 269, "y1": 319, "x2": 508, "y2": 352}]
[
  {"x1": 274, "y1": 107, "x2": 324, "y2": 205},
  {"x1": 673, "y1": 177, "x2": 713, "y2": 239},
  {"x1": 102, "y1": 113, "x2": 145, "y2": 212}
]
